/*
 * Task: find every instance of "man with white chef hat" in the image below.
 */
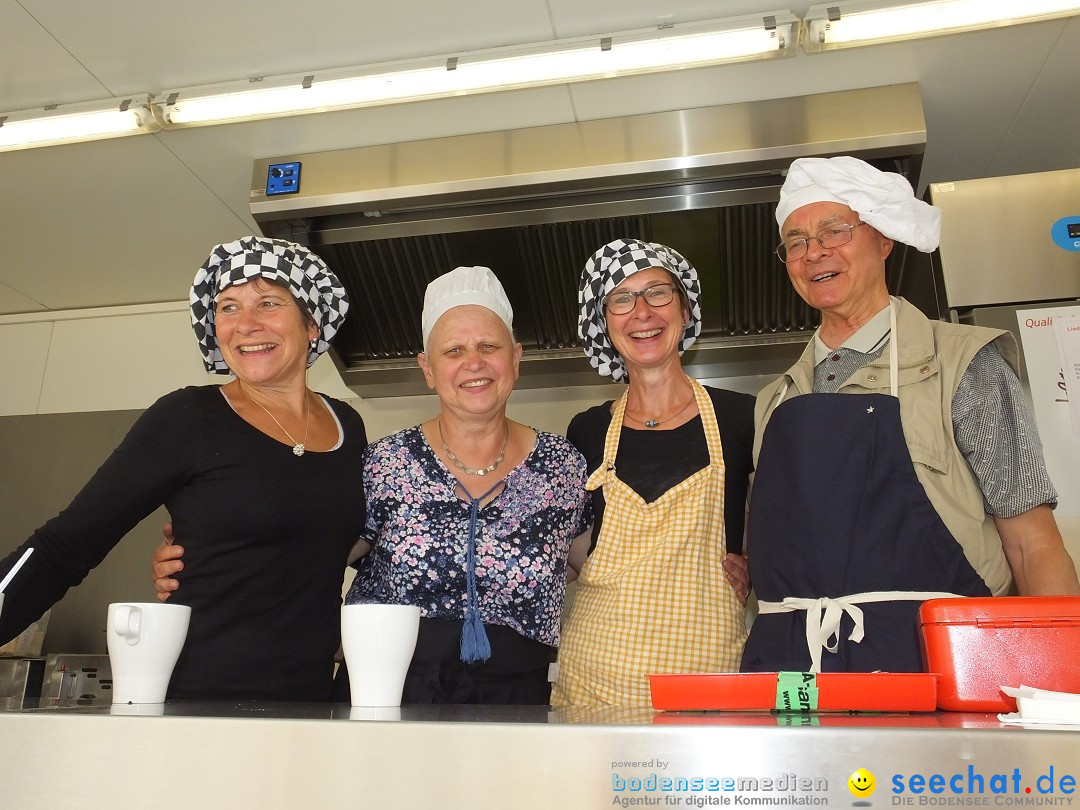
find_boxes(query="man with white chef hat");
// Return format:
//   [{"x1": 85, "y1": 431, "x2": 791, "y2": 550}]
[{"x1": 741, "y1": 156, "x2": 1079, "y2": 674}]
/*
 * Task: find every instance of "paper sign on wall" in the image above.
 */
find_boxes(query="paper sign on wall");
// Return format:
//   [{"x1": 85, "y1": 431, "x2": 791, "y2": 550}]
[
  {"x1": 1017, "y1": 306, "x2": 1080, "y2": 517},
  {"x1": 1056, "y1": 316, "x2": 1080, "y2": 440}
]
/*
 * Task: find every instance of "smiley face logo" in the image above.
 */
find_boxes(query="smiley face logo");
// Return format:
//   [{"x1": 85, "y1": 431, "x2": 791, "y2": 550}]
[{"x1": 848, "y1": 768, "x2": 876, "y2": 798}]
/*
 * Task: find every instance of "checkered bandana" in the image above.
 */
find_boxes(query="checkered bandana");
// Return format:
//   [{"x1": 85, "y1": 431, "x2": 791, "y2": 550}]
[
  {"x1": 190, "y1": 236, "x2": 349, "y2": 374},
  {"x1": 578, "y1": 238, "x2": 701, "y2": 382}
]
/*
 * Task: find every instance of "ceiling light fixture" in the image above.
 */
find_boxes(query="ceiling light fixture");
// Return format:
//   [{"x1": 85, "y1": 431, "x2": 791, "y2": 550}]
[
  {"x1": 802, "y1": 0, "x2": 1080, "y2": 51},
  {"x1": 5, "y1": 2, "x2": 1075, "y2": 149},
  {"x1": 0, "y1": 96, "x2": 158, "y2": 152},
  {"x1": 153, "y1": 13, "x2": 799, "y2": 127}
]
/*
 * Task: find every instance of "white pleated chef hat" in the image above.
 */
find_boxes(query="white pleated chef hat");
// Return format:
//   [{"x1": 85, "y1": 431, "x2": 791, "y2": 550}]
[
  {"x1": 775, "y1": 156, "x2": 942, "y2": 252},
  {"x1": 421, "y1": 266, "x2": 514, "y2": 352}
]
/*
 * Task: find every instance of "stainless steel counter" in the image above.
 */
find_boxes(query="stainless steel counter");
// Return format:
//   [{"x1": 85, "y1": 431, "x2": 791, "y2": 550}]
[{"x1": 2, "y1": 699, "x2": 1078, "y2": 809}]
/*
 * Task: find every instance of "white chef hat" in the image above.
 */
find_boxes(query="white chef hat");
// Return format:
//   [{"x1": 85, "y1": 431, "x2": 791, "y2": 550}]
[
  {"x1": 775, "y1": 156, "x2": 942, "y2": 252},
  {"x1": 421, "y1": 266, "x2": 514, "y2": 351}
]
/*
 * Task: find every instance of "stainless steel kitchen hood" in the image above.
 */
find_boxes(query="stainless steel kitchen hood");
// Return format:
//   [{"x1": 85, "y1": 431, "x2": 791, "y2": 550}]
[{"x1": 250, "y1": 83, "x2": 928, "y2": 397}]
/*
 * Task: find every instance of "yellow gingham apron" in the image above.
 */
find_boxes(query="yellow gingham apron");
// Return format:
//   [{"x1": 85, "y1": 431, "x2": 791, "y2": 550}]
[{"x1": 552, "y1": 377, "x2": 746, "y2": 707}]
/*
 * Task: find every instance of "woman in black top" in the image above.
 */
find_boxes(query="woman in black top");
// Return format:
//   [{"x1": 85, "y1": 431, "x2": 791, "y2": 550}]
[{"x1": 0, "y1": 237, "x2": 365, "y2": 701}]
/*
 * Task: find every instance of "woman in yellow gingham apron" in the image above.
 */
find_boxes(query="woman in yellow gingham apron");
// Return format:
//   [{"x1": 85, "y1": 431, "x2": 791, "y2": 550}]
[
  {"x1": 551, "y1": 239, "x2": 752, "y2": 707},
  {"x1": 553, "y1": 378, "x2": 745, "y2": 706}
]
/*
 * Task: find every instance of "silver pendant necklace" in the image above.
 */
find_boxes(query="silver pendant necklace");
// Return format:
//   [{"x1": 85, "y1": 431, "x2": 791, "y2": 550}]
[
  {"x1": 244, "y1": 387, "x2": 310, "y2": 456},
  {"x1": 623, "y1": 389, "x2": 695, "y2": 429},
  {"x1": 438, "y1": 419, "x2": 508, "y2": 476}
]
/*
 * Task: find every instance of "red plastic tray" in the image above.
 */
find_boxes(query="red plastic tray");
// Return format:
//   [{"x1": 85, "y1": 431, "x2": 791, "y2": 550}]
[
  {"x1": 649, "y1": 672, "x2": 938, "y2": 712},
  {"x1": 651, "y1": 712, "x2": 949, "y2": 728}
]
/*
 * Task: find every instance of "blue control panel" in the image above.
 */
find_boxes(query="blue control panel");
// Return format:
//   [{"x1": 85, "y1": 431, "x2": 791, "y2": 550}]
[
  {"x1": 266, "y1": 162, "x2": 301, "y2": 196},
  {"x1": 1051, "y1": 216, "x2": 1080, "y2": 252}
]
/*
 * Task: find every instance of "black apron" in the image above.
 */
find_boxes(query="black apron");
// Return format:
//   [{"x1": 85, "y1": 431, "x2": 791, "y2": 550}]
[{"x1": 741, "y1": 385, "x2": 991, "y2": 673}]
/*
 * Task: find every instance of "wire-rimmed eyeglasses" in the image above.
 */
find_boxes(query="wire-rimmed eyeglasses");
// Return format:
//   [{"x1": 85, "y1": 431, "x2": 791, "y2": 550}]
[
  {"x1": 603, "y1": 283, "x2": 677, "y2": 316},
  {"x1": 776, "y1": 222, "x2": 866, "y2": 262}
]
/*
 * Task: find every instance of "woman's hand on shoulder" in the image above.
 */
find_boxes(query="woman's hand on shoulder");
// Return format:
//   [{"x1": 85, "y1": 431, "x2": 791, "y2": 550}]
[
  {"x1": 347, "y1": 538, "x2": 372, "y2": 566},
  {"x1": 722, "y1": 553, "x2": 751, "y2": 606},
  {"x1": 152, "y1": 523, "x2": 184, "y2": 602},
  {"x1": 565, "y1": 528, "x2": 593, "y2": 582}
]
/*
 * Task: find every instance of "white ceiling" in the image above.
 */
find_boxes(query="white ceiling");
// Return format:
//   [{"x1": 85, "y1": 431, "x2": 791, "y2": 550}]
[{"x1": 1, "y1": 0, "x2": 1078, "y2": 316}]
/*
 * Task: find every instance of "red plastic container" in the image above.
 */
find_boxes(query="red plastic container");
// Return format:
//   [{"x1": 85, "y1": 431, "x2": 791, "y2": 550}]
[{"x1": 919, "y1": 596, "x2": 1080, "y2": 711}]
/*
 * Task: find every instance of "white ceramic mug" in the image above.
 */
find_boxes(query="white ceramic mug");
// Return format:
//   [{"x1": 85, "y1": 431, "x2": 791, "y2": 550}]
[
  {"x1": 341, "y1": 604, "x2": 421, "y2": 707},
  {"x1": 109, "y1": 702, "x2": 166, "y2": 716},
  {"x1": 349, "y1": 706, "x2": 402, "y2": 721},
  {"x1": 106, "y1": 602, "x2": 191, "y2": 704}
]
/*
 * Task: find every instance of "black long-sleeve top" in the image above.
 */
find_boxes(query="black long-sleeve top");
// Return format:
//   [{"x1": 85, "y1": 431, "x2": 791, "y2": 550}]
[{"x1": 0, "y1": 386, "x2": 366, "y2": 701}]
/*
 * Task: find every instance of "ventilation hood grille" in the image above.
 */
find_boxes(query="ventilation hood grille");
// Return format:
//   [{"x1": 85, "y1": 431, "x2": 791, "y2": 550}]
[{"x1": 251, "y1": 83, "x2": 928, "y2": 396}]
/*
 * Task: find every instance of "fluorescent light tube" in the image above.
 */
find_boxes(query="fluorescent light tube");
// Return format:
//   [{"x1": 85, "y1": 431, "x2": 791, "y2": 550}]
[
  {"x1": 804, "y1": 0, "x2": 1080, "y2": 51},
  {"x1": 156, "y1": 14, "x2": 798, "y2": 127},
  {"x1": 0, "y1": 96, "x2": 158, "y2": 152}
]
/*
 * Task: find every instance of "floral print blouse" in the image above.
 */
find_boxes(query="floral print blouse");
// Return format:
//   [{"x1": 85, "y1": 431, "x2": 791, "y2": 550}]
[{"x1": 345, "y1": 425, "x2": 592, "y2": 647}]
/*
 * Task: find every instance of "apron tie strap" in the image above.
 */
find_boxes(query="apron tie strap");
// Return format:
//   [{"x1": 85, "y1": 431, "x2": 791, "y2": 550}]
[
  {"x1": 888, "y1": 299, "x2": 899, "y2": 398},
  {"x1": 757, "y1": 590, "x2": 963, "y2": 673},
  {"x1": 585, "y1": 461, "x2": 614, "y2": 492}
]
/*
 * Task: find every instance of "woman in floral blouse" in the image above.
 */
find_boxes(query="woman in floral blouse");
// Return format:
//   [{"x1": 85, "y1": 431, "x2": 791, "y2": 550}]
[{"x1": 342, "y1": 266, "x2": 592, "y2": 704}]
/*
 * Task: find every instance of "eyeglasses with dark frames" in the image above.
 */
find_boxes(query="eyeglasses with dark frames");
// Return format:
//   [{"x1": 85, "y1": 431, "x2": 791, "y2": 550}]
[
  {"x1": 776, "y1": 222, "x2": 867, "y2": 262},
  {"x1": 603, "y1": 283, "x2": 677, "y2": 316}
]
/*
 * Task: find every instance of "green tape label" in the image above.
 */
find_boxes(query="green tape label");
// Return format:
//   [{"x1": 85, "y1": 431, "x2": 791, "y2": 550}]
[
  {"x1": 775, "y1": 671, "x2": 818, "y2": 712},
  {"x1": 776, "y1": 713, "x2": 820, "y2": 727}
]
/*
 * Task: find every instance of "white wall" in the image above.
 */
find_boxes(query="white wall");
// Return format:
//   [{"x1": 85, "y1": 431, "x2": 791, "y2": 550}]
[
  {"x1": 0, "y1": 301, "x2": 768, "y2": 436},
  {"x1": 0, "y1": 302, "x2": 352, "y2": 417}
]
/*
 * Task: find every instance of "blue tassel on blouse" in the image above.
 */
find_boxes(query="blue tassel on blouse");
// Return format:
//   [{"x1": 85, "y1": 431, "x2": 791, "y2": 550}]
[
  {"x1": 459, "y1": 482, "x2": 498, "y2": 663},
  {"x1": 460, "y1": 610, "x2": 491, "y2": 663}
]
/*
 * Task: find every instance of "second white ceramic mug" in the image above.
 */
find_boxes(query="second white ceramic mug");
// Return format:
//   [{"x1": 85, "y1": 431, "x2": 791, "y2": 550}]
[
  {"x1": 341, "y1": 603, "x2": 421, "y2": 707},
  {"x1": 106, "y1": 602, "x2": 191, "y2": 704}
]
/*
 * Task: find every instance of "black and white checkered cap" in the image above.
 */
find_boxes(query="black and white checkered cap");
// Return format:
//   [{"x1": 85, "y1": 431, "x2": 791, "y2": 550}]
[
  {"x1": 190, "y1": 236, "x2": 349, "y2": 375},
  {"x1": 578, "y1": 238, "x2": 701, "y2": 383}
]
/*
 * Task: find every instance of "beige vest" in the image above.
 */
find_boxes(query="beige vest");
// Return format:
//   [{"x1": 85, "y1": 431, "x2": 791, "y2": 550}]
[{"x1": 754, "y1": 298, "x2": 1019, "y2": 596}]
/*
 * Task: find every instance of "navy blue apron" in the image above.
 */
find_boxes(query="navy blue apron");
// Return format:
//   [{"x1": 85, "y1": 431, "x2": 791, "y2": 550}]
[{"x1": 741, "y1": 391, "x2": 991, "y2": 673}]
